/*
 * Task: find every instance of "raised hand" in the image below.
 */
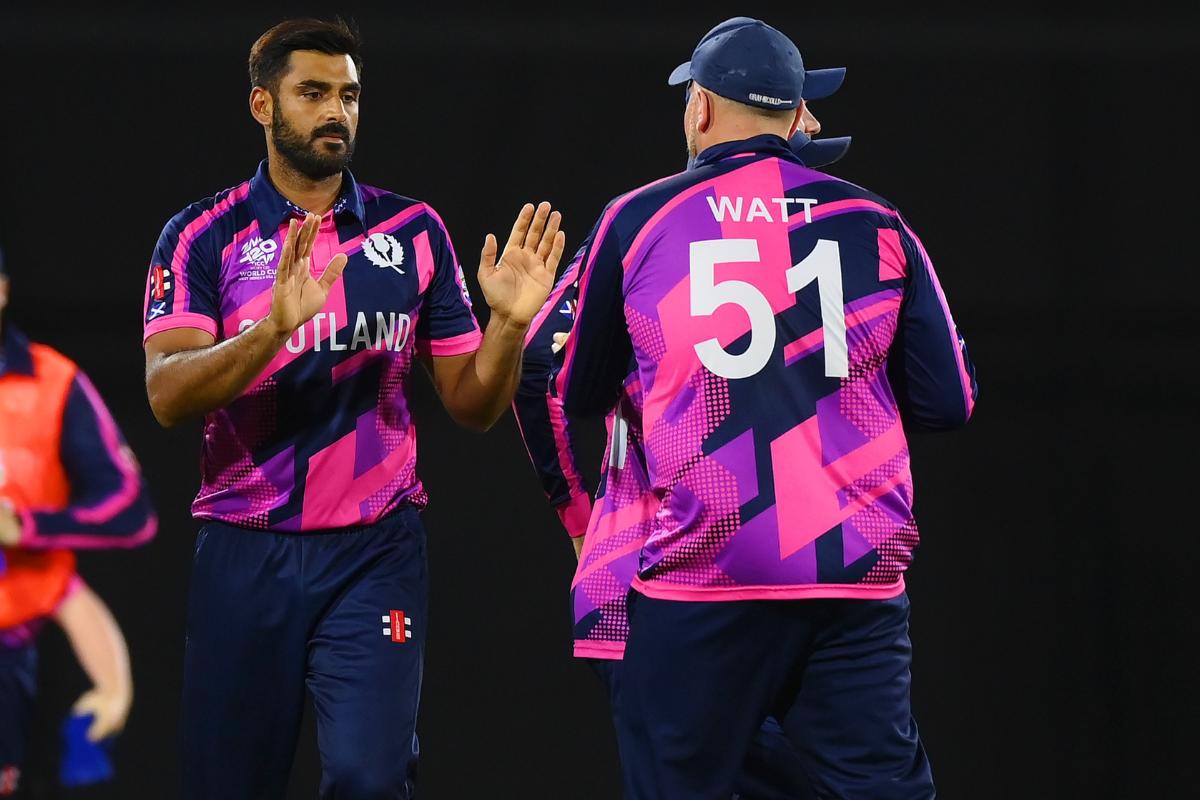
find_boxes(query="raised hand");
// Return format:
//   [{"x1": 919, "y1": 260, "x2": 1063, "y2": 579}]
[
  {"x1": 478, "y1": 202, "x2": 565, "y2": 327},
  {"x1": 268, "y1": 213, "x2": 348, "y2": 335}
]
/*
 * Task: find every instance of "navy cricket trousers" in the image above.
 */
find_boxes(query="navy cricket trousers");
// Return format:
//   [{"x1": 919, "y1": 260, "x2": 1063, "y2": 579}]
[
  {"x1": 590, "y1": 658, "x2": 813, "y2": 800},
  {"x1": 181, "y1": 506, "x2": 428, "y2": 800},
  {"x1": 0, "y1": 644, "x2": 36, "y2": 795},
  {"x1": 615, "y1": 592, "x2": 934, "y2": 800}
]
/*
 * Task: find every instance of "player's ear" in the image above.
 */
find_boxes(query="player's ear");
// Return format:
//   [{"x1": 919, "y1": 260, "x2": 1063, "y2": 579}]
[
  {"x1": 697, "y1": 88, "x2": 713, "y2": 134},
  {"x1": 249, "y1": 86, "x2": 273, "y2": 128},
  {"x1": 787, "y1": 101, "x2": 806, "y2": 139}
]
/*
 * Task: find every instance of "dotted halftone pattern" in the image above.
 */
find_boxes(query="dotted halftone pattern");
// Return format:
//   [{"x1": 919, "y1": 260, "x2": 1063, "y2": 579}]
[
  {"x1": 574, "y1": 374, "x2": 649, "y2": 643},
  {"x1": 837, "y1": 308, "x2": 915, "y2": 584},
  {"x1": 643, "y1": 368, "x2": 739, "y2": 587},
  {"x1": 361, "y1": 348, "x2": 428, "y2": 518},
  {"x1": 840, "y1": 311, "x2": 900, "y2": 438},
  {"x1": 855, "y1": 501, "x2": 919, "y2": 585},
  {"x1": 626, "y1": 303, "x2": 667, "y2": 363},
  {"x1": 199, "y1": 378, "x2": 280, "y2": 531}
]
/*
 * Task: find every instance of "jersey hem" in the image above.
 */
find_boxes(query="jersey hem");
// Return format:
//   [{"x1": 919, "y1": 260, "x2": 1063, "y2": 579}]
[{"x1": 632, "y1": 575, "x2": 906, "y2": 602}]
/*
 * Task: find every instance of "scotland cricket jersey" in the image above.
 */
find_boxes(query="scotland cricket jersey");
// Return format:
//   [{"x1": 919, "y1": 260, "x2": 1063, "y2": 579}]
[
  {"x1": 554, "y1": 134, "x2": 978, "y2": 602},
  {"x1": 143, "y1": 162, "x2": 482, "y2": 531},
  {"x1": 516, "y1": 244, "x2": 647, "y2": 658}
]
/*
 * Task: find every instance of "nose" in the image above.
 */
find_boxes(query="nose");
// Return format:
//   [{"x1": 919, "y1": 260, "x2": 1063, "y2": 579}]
[
  {"x1": 324, "y1": 96, "x2": 349, "y2": 123},
  {"x1": 803, "y1": 107, "x2": 822, "y2": 136}
]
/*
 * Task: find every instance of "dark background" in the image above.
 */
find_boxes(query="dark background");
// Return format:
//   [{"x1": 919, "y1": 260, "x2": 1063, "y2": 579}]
[{"x1": 1, "y1": 1, "x2": 1196, "y2": 797}]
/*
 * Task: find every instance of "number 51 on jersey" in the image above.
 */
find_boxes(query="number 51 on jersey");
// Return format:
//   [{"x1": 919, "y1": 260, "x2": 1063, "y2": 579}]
[{"x1": 690, "y1": 238, "x2": 848, "y2": 380}]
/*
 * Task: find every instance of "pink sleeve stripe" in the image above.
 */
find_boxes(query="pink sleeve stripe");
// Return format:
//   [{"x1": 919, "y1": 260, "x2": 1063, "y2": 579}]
[
  {"x1": 556, "y1": 492, "x2": 592, "y2": 538},
  {"x1": 548, "y1": 391, "x2": 588, "y2": 506},
  {"x1": 573, "y1": 641, "x2": 626, "y2": 660},
  {"x1": 419, "y1": 329, "x2": 483, "y2": 357},
  {"x1": 525, "y1": 255, "x2": 582, "y2": 346},
  {"x1": 143, "y1": 312, "x2": 219, "y2": 344},
  {"x1": 170, "y1": 182, "x2": 251, "y2": 316},
  {"x1": 71, "y1": 374, "x2": 140, "y2": 525},
  {"x1": 19, "y1": 512, "x2": 157, "y2": 551},
  {"x1": 900, "y1": 222, "x2": 975, "y2": 418}
]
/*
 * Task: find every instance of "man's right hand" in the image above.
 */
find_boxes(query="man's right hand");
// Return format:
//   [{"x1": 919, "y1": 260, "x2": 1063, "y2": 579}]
[
  {"x1": 144, "y1": 212, "x2": 349, "y2": 427},
  {"x1": 267, "y1": 212, "x2": 349, "y2": 336}
]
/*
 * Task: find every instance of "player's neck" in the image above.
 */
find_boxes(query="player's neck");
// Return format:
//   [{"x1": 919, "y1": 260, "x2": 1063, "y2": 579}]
[
  {"x1": 698, "y1": 123, "x2": 790, "y2": 154},
  {"x1": 266, "y1": 156, "x2": 343, "y2": 216}
]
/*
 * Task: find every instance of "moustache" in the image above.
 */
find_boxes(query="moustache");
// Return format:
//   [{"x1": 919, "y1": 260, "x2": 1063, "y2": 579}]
[{"x1": 311, "y1": 125, "x2": 351, "y2": 143}]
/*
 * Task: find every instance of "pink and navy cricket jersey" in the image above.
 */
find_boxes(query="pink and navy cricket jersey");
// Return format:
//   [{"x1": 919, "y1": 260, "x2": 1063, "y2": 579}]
[
  {"x1": 142, "y1": 162, "x2": 482, "y2": 532},
  {"x1": 552, "y1": 133, "x2": 978, "y2": 604},
  {"x1": 567, "y1": 381, "x2": 650, "y2": 659},
  {"x1": 515, "y1": 244, "x2": 643, "y2": 658}
]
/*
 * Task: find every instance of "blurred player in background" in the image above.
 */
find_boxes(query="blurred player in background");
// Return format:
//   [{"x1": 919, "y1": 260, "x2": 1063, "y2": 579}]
[
  {"x1": 515, "y1": 78, "x2": 849, "y2": 800},
  {"x1": 0, "y1": 245, "x2": 157, "y2": 795},
  {"x1": 549, "y1": 17, "x2": 978, "y2": 800},
  {"x1": 141, "y1": 18, "x2": 563, "y2": 799}
]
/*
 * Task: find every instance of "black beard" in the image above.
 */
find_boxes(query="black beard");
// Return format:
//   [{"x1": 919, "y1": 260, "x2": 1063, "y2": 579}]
[{"x1": 271, "y1": 112, "x2": 355, "y2": 181}]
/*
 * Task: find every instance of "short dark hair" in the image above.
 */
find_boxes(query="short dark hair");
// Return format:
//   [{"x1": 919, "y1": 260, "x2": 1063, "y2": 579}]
[{"x1": 249, "y1": 18, "x2": 363, "y2": 94}]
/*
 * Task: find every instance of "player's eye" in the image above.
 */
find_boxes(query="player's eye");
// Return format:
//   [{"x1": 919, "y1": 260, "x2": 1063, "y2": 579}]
[
  {"x1": 343, "y1": 94, "x2": 358, "y2": 104},
  {"x1": 302, "y1": 91, "x2": 320, "y2": 100}
]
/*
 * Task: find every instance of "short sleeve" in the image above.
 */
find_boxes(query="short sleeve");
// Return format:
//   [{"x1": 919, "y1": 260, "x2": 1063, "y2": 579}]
[
  {"x1": 143, "y1": 207, "x2": 222, "y2": 343},
  {"x1": 415, "y1": 208, "x2": 483, "y2": 357}
]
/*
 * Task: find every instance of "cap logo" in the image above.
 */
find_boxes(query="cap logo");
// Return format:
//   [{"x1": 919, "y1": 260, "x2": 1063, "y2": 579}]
[{"x1": 749, "y1": 93, "x2": 791, "y2": 106}]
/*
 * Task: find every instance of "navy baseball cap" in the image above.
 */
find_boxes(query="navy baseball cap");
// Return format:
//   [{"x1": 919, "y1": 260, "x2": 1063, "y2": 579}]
[
  {"x1": 789, "y1": 131, "x2": 852, "y2": 168},
  {"x1": 668, "y1": 17, "x2": 845, "y2": 109}
]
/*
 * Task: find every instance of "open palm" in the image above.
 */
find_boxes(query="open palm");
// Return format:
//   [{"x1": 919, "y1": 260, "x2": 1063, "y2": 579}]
[
  {"x1": 478, "y1": 202, "x2": 566, "y2": 327},
  {"x1": 269, "y1": 212, "x2": 348, "y2": 334}
]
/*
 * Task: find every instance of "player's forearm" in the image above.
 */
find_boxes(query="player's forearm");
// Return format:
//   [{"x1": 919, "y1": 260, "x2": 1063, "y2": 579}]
[
  {"x1": 54, "y1": 584, "x2": 133, "y2": 700},
  {"x1": 444, "y1": 314, "x2": 528, "y2": 431},
  {"x1": 146, "y1": 318, "x2": 290, "y2": 427}
]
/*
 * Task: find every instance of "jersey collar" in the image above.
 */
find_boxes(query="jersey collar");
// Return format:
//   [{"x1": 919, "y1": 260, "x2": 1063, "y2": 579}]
[
  {"x1": 692, "y1": 133, "x2": 801, "y2": 170},
  {"x1": 248, "y1": 159, "x2": 367, "y2": 239}
]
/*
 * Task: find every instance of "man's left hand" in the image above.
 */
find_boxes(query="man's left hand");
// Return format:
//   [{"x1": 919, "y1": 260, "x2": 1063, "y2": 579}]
[{"x1": 478, "y1": 202, "x2": 565, "y2": 327}]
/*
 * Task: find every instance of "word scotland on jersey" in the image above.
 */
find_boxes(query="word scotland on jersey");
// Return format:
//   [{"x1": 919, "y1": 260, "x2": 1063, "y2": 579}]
[{"x1": 237, "y1": 311, "x2": 413, "y2": 354}]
